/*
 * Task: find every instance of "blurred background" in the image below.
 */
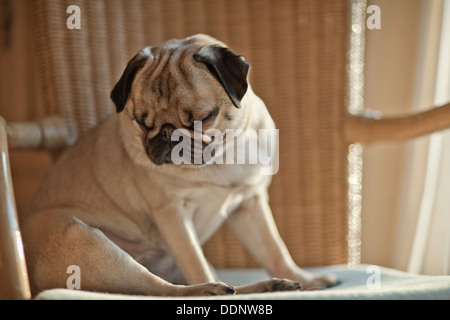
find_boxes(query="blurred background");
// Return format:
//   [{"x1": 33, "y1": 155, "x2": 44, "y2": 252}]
[{"x1": 0, "y1": 0, "x2": 449, "y2": 275}]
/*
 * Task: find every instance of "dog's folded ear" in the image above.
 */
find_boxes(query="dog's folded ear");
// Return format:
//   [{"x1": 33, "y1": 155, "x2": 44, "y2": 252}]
[
  {"x1": 194, "y1": 46, "x2": 250, "y2": 108},
  {"x1": 111, "y1": 48, "x2": 150, "y2": 113}
]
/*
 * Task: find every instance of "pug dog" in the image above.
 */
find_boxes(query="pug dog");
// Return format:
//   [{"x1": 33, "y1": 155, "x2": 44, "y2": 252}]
[{"x1": 22, "y1": 34, "x2": 339, "y2": 296}]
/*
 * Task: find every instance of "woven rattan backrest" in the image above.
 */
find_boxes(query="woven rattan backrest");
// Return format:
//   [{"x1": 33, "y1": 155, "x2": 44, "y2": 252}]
[{"x1": 30, "y1": 0, "x2": 350, "y2": 268}]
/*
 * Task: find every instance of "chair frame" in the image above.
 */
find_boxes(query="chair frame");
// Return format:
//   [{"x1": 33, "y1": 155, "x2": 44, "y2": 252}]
[{"x1": 0, "y1": 116, "x2": 32, "y2": 300}]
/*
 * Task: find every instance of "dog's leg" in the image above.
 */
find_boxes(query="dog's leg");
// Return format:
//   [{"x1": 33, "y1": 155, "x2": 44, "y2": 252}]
[
  {"x1": 227, "y1": 194, "x2": 340, "y2": 291},
  {"x1": 150, "y1": 203, "x2": 216, "y2": 285},
  {"x1": 23, "y1": 210, "x2": 234, "y2": 296}
]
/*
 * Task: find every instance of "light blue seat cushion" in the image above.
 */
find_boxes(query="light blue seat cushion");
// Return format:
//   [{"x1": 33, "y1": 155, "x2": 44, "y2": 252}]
[{"x1": 36, "y1": 264, "x2": 450, "y2": 300}]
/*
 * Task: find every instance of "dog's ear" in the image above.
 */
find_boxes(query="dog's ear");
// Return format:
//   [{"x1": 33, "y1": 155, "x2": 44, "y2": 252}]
[
  {"x1": 194, "y1": 46, "x2": 250, "y2": 108},
  {"x1": 111, "y1": 49, "x2": 150, "y2": 113}
]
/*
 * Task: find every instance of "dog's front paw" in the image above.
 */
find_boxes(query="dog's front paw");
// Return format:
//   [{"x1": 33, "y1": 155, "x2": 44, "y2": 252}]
[
  {"x1": 234, "y1": 277, "x2": 302, "y2": 294},
  {"x1": 186, "y1": 282, "x2": 236, "y2": 296},
  {"x1": 280, "y1": 267, "x2": 341, "y2": 291},
  {"x1": 268, "y1": 278, "x2": 302, "y2": 292}
]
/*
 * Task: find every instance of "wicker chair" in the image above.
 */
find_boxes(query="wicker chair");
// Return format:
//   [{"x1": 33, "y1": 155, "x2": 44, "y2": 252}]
[{"x1": 1, "y1": 0, "x2": 450, "y2": 299}]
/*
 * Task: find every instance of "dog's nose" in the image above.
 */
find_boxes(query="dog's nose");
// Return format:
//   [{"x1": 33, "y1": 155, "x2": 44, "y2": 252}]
[{"x1": 160, "y1": 124, "x2": 176, "y2": 142}]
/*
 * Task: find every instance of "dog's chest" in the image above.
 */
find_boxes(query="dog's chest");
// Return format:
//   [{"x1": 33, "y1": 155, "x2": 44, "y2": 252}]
[
  {"x1": 180, "y1": 183, "x2": 248, "y2": 245},
  {"x1": 178, "y1": 165, "x2": 269, "y2": 243}
]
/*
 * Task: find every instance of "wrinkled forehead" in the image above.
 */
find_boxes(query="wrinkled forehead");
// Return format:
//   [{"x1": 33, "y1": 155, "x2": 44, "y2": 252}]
[
  {"x1": 136, "y1": 55, "x2": 219, "y2": 104},
  {"x1": 129, "y1": 47, "x2": 227, "y2": 122}
]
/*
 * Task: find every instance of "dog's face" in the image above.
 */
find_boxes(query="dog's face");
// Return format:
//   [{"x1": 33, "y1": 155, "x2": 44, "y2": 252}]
[{"x1": 110, "y1": 34, "x2": 250, "y2": 165}]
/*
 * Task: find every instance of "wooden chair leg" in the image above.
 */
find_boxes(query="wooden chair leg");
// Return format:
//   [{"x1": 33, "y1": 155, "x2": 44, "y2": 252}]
[{"x1": 0, "y1": 116, "x2": 31, "y2": 300}]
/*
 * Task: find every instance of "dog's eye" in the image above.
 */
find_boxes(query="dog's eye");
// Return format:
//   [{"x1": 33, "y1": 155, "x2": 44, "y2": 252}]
[
  {"x1": 186, "y1": 107, "x2": 219, "y2": 130},
  {"x1": 200, "y1": 107, "x2": 219, "y2": 123},
  {"x1": 201, "y1": 113, "x2": 214, "y2": 122},
  {"x1": 136, "y1": 118, "x2": 153, "y2": 131}
]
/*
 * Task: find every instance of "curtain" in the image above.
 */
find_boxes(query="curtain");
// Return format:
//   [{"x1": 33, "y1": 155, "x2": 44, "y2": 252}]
[{"x1": 375, "y1": 0, "x2": 450, "y2": 275}]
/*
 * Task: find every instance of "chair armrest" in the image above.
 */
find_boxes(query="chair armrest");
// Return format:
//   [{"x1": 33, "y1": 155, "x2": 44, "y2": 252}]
[
  {"x1": 6, "y1": 116, "x2": 68, "y2": 150},
  {"x1": 345, "y1": 101, "x2": 450, "y2": 144}
]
